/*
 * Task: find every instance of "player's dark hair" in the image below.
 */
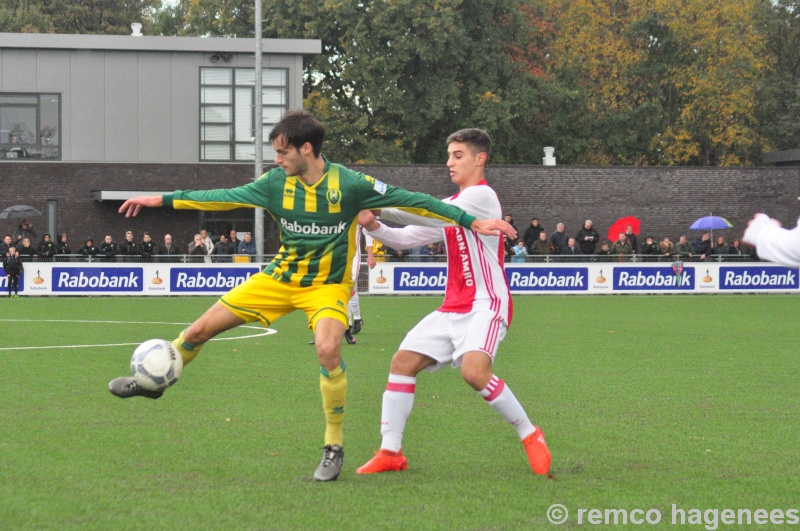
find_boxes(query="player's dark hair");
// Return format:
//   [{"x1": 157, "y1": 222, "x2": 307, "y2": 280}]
[
  {"x1": 446, "y1": 128, "x2": 492, "y2": 162},
  {"x1": 269, "y1": 110, "x2": 325, "y2": 157}
]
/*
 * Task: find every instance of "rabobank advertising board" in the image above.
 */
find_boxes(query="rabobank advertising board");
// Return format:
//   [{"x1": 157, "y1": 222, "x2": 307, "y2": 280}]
[
  {"x1": 367, "y1": 263, "x2": 799, "y2": 295},
  {"x1": 10, "y1": 263, "x2": 262, "y2": 296}
]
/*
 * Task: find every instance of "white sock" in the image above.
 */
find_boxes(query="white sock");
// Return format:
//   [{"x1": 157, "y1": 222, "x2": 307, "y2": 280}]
[
  {"x1": 380, "y1": 374, "x2": 416, "y2": 452},
  {"x1": 349, "y1": 293, "x2": 361, "y2": 320},
  {"x1": 479, "y1": 375, "x2": 536, "y2": 440}
]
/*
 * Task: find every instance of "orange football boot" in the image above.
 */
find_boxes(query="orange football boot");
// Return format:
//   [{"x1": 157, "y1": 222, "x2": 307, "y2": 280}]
[
  {"x1": 356, "y1": 449, "x2": 408, "y2": 474},
  {"x1": 522, "y1": 427, "x2": 551, "y2": 475}
]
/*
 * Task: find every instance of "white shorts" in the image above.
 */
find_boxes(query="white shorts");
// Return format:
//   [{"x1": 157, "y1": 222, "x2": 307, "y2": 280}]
[{"x1": 398, "y1": 310, "x2": 507, "y2": 372}]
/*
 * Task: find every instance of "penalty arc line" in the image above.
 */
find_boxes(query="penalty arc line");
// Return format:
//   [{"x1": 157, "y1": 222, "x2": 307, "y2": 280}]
[{"x1": 0, "y1": 319, "x2": 277, "y2": 352}]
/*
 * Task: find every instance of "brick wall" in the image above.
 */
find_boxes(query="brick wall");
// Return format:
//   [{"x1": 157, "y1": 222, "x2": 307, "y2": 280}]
[{"x1": 1, "y1": 161, "x2": 797, "y2": 251}]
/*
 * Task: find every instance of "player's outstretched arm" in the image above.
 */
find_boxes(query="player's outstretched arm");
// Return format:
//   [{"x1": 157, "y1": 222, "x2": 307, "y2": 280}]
[
  {"x1": 471, "y1": 218, "x2": 517, "y2": 239},
  {"x1": 119, "y1": 196, "x2": 164, "y2": 218}
]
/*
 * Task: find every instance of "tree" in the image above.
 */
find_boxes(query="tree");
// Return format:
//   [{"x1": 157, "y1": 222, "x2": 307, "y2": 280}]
[
  {"x1": 543, "y1": 0, "x2": 771, "y2": 166},
  {"x1": 0, "y1": 0, "x2": 160, "y2": 34}
]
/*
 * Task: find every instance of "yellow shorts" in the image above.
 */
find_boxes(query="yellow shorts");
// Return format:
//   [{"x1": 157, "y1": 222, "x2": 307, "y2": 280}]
[{"x1": 220, "y1": 272, "x2": 350, "y2": 331}]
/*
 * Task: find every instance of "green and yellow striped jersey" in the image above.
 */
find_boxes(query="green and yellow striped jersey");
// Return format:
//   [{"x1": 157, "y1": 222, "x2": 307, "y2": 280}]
[{"x1": 163, "y1": 158, "x2": 476, "y2": 288}]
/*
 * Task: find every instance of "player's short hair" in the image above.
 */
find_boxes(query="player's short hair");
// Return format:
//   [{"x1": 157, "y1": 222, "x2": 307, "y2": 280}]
[
  {"x1": 446, "y1": 128, "x2": 492, "y2": 161},
  {"x1": 269, "y1": 110, "x2": 325, "y2": 157}
]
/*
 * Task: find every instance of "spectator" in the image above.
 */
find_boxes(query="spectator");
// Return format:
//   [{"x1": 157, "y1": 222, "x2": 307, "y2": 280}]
[
  {"x1": 575, "y1": 220, "x2": 600, "y2": 255},
  {"x1": 211, "y1": 234, "x2": 235, "y2": 262},
  {"x1": 100, "y1": 234, "x2": 119, "y2": 261},
  {"x1": 522, "y1": 217, "x2": 544, "y2": 251},
  {"x1": 78, "y1": 238, "x2": 99, "y2": 257},
  {"x1": 550, "y1": 223, "x2": 569, "y2": 255},
  {"x1": 711, "y1": 236, "x2": 729, "y2": 259},
  {"x1": 560, "y1": 237, "x2": 582, "y2": 257},
  {"x1": 55, "y1": 233, "x2": 71, "y2": 257},
  {"x1": 659, "y1": 237, "x2": 674, "y2": 259},
  {"x1": 37, "y1": 234, "x2": 57, "y2": 261},
  {"x1": 624, "y1": 225, "x2": 638, "y2": 254},
  {"x1": 200, "y1": 229, "x2": 214, "y2": 263},
  {"x1": 594, "y1": 240, "x2": 613, "y2": 262},
  {"x1": 504, "y1": 214, "x2": 518, "y2": 244},
  {"x1": 16, "y1": 237, "x2": 38, "y2": 259},
  {"x1": 693, "y1": 232, "x2": 712, "y2": 261},
  {"x1": 228, "y1": 229, "x2": 241, "y2": 252},
  {"x1": 640, "y1": 236, "x2": 660, "y2": 260},
  {"x1": 157, "y1": 234, "x2": 181, "y2": 263},
  {"x1": 188, "y1": 234, "x2": 207, "y2": 263},
  {"x1": 728, "y1": 238, "x2": 747, "y2": 260},
  {"x1": 238, "y1": 232, "x2": 256, "y2": 256},
  {"x1": 3, "y1": 246, "x2": 22, "y2": 297},
  {"x1": 384, "y1": 245, "x2": 409, "y2": 262},
  {"x1": 610, "y1": 233, "x2": 633, "y2": 256},
  {"x1": 139, "y1": 232, "x2": 156, "y2": 261},
  {"x1": 503, "y1": 234, "x2": 515, "y2": 262},
  {"x1": 530, "y1": 231, "x2": 553, "y2": 257},
  {"x1": 510, "y1": 240, "x2": 528, "y2": 263},
  {"x1": 0, "y1": 235, "x2": 12, "y2": 255},
  {"x1": 13, "y1": 220, "x2": 36, "y2": 247},
  {"x1": 673, "y1": 235, "x2": 693, "y2": 260},
  {"x1": 120, "y1": 230, "x2": 138, "y2": 259}
]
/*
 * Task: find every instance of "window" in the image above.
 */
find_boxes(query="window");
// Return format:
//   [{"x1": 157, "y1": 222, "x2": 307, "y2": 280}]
[
  {"x1": 200, "y1": 67, "x2": 288, "y2": 162},
  {"x1": 0, "y1": 93, "x2": 61, "y2": 160}
]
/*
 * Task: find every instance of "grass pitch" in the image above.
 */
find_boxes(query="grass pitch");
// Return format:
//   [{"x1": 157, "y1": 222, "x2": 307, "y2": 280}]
[{"x1": 1, "y1": 294, "x2": 799, "y2": 529}]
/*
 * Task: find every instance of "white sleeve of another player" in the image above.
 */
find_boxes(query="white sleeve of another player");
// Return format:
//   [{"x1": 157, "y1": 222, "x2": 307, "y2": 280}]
[
  {"x1": 367, "y1": 223, "x2": 443, "y2": 249},
  {"x1": 744, "y1": 214, "x2": 800, "y2": 267},
  {"x1": 378, "y1": 207, "x2": 456, "y2": 228}
]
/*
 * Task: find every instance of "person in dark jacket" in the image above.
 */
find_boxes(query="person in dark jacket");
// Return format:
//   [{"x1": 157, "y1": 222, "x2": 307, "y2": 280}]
[
  {"x1": 640, "y1": 236, "x2": 660, "y2": 260},
  {"x1": 575, "y1": 220, "x2": 600, "y2": 255},
  {"x1": 3, "y1": 246, "x2": 22, "y2": 297},
  {"x1": 119, "y1": 231, "x2": 138, "y2": 259},
  {"x1": 55, "y1": 233, "x2": 72, "y2": 256},
  {"x1": 139, "y1": 232, "x2": 156, "y2": 261},
  {"x1": 156, "y1": 234, "x2": 181, "y2": 263},
  {"x1": 211, "y1": 234, "x2": 235, "y2": 262},
  {"x1": 16, "y1": 237, "x2": 38, "y2": 259},
  {"x1": 78, "y1": 238, "x2": 99, "y2": 257},
  {"x1": 522, "y1": 217, "x2": 544, "y2": 251},
  {"x1": 550, "y1": 223, "x2": 569, "y2": 255},
  {"x1": 100, "y1": 235, "x2": 119, "y2": 262},
  {"x1": 693, "y1": 232, "x2": 712, "y2": 261},
  {"x1": 37, "y1": 234, "x2": 57, "y2": 261}
]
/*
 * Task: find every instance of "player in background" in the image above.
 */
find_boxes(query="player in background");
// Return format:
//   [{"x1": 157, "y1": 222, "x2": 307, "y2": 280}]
[
  {"x1": 349, "y1": 226, "x2": 376, "y2": 337},
  {"x1": 744, "y1": 213, "x2": 800, "y2": 266},
  {"x1": 107, "y1": 111, "x2": 517, "y2": 482},
  {"x1": 356, "y1": 128, "x2": 551, "y2": 476}
]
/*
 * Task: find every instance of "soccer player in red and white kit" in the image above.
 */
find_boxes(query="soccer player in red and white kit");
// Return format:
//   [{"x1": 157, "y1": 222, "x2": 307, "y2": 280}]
[{"x1": 356, "y1": 128, "x2": 551, "y2": 475}]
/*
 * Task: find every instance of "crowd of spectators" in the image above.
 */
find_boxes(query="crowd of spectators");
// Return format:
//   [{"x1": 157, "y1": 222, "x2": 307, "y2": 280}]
[
  {"x1": 0, "y1": 220, "x2": 260, "y2": 264},
  {"x1": 0, "y1": 216, "x2": 762, "y2": 267}
]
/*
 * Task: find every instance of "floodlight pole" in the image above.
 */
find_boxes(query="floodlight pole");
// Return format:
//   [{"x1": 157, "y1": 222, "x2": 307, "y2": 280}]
[{"x1": 254, "y1": 0, "x2": 265, "y2": 258}]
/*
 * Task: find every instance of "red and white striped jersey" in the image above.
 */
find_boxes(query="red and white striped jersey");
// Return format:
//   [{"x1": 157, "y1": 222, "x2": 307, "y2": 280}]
[{"x1": 368, "y1": 180, "x2": 513, "y2": 325}]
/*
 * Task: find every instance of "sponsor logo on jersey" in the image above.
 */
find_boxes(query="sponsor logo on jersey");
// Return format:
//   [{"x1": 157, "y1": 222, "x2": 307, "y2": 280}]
[
  {"x1": 613, "y1": 267, "x2": 693, "y2": 290},
  {"x1": 284, "y1": 187, "x2": 294, "y2": 197},
  {"x1": 373, "y1": 180, "x2": 387, "y2": 195},
  {"x1": 53, "y1": 267, "x2": 143, "y2": 292},
  {"x1": 719, "y1": 266, "x2": 798, "y2": 290},
  {"x1": 394, "y1": 267, "x2": 447, "y2": 291},
  {"x1": 170, "y1": 268, "x2": 259, "y2": 292},
  {"x1": 507, "y1": 268, "x2": 589, "y2": 291},
  {"x1": 326, "y1": 188, "x2": 341, "y2": 206},
  {"x1": 280, "y1": 218, "x2": 348, "y2": 235}
]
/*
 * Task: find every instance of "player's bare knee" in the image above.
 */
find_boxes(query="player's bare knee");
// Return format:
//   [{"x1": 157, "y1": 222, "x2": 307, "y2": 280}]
[
  {"x1": 390, "y1": 350, "x2": 429, "y2": 377},
  {"x1": 315, "y1": 342, "x2": 341, "y2": 371}
]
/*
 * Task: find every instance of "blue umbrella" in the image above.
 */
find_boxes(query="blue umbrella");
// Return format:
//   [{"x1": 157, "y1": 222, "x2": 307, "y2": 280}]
[{"x1": 690, "y1": 216, "x2": 733, "y2": 231}]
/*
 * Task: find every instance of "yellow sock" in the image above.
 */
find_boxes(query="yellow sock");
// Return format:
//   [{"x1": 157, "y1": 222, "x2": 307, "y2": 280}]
[
  {"x1": 320, "y1": 362, "x2": 347, "y2": 447},
  {"x1": 172, "y1": 329, "x2": 203, "y2": 366}
]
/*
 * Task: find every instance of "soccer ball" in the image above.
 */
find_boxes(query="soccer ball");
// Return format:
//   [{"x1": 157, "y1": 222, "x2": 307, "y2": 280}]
[{"x1": 130, "y1": 339, "x2": 183, "y2": 392}]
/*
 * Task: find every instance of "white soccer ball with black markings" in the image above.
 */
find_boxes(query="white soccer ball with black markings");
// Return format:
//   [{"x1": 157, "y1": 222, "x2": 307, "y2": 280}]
[{"x1": 130, "y1": 339, "x2": 183, "y2": 392}]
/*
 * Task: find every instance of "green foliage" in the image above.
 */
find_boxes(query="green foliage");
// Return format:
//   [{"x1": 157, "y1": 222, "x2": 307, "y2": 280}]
[
  {"x1": 2, "y1": 295, "x2": 800, "y2": 527},
  {"x1": 0, "y1": 0, "x2": 160, "y2": 34}
]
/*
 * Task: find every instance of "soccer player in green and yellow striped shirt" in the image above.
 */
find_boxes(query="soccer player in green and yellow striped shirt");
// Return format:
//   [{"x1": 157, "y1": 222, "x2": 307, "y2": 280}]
[{"x1": 108, "y1": 110, "x2": 516, "y2": 482}]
